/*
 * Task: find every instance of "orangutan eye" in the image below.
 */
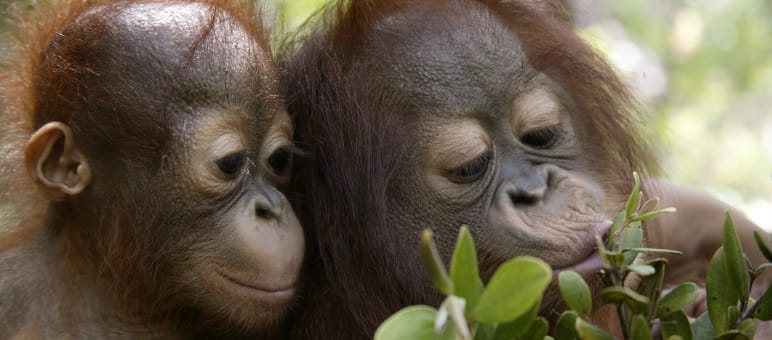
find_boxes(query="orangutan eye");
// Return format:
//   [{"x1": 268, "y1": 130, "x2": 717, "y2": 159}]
[
  {"x1": 521, "y1": 127, "x2": 561, "y2": 149},
  {"x1": 217, "y1": 151, "x2": 247, "y2": 177},
  {"x1": 450, "y1": 152, "x2": 491, "y2": 184},
  {"x1": 266, "y1": 146, "x2": 293, "y2": 177}
]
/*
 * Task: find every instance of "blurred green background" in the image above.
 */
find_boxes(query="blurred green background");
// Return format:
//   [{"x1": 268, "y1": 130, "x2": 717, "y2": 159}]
[
  {"x1": 1, "y1": 0, "x2": 770, "y2": 230},
  {"x1": 573, "y1": 0, "x2": 772, "y2": 231}
]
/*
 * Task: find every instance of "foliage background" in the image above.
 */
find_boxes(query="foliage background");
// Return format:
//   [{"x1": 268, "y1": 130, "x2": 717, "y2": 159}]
[{"x1": 0, "y1": 0, "x2": 769, "y2": 230}]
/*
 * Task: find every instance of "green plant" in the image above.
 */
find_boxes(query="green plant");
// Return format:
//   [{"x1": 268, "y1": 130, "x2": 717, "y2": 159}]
[
  {"x1": 375, "y1": 226, "x2": 551, "y2": 340},
  {"x1": 374, "y1": 173, "x2": 772, "y2": 340}
]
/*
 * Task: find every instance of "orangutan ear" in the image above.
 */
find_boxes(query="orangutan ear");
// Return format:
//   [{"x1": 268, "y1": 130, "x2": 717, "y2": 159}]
[{"x1": 24, "y1": 122, "x2": 92, "y2": 201}]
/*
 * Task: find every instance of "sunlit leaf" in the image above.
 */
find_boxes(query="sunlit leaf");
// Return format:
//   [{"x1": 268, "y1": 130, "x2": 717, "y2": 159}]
[
  {"x1": 473, "y1": 257, "x2": 551, "y2": 324},
  {"x1": 420, "y1": 229, "x2": 453, "y2": 295},
  {"x1": 559, "y1": 271, "x2": 592, "y2": 317},
  {"x1": 655, "y1": 282, "x2": 698, "y2": 318},
  {"x1": 374, "y1": 305, "x2": 454, "y2": 340},
  {"x1": 450, "y1": 226, "x2": 481, "y2": 315}
]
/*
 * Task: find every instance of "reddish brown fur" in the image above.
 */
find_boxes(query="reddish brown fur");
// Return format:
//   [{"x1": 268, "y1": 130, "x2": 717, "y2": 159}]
[
  {"x1": 0, "y1": 1, "x2": 298, "y2": 338},
  {"x1": 281, "y1": 0, "x2": 656, "y2": 338},
  {"x1": 0, "y1": 0, "x2": 268, "y2": 248}
]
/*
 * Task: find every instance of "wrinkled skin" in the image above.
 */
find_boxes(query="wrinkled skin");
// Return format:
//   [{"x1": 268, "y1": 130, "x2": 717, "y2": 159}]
[
  {"x1": 355, "y1": 0, "x2": 617, "y2": 314},
  {"x1": 0, "y1": 1, "x2": 303, "y2": 339}
]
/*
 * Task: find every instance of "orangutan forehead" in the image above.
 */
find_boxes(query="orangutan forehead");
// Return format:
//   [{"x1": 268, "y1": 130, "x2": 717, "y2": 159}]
[
  {"x1": 118, "y1": 2, "x2": 212, "y2": 30},
  {"x1": 355, "y1": 1, "x2": 535, "y2": 115},
  {"x1": 68, "y1": 2, "x2": 266, "y2": 71}
]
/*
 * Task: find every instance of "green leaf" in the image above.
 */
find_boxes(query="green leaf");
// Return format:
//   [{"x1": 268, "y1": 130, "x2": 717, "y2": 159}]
[
  {"x1": 625, "y1": 171, "x2": 642, "y2": 221},
  {"x1": 605, "y1": 251, "x2": 625, "y2": 268},
  {"x1": 473, "y1": 323, "x2": 496, "y2": 340},
  {"x1": 712, "y1": 330, "x2": 749, "y2": 340},
  {"x1": 633, "y1": 207, "x2": 677, "y2": 222},
  {"x1": 757, "y1": 263, "x2": 772, "y2": 273},
  {"x1": 636, "y1": 259, "x2": 668, "y2": 320},
  {"x1": 691, "y1": 313, "x2": 716, "y2": 339},
  {"x1": 628, "y1": 264, "x2": 656, "y2": 276},
  {"x1": 437, "y1": 295, "x2": 470, "y2": 339},
  {"x1": 627, "y1": 248, "x2": 683, "y2": 255},
  {"x1": 420, "y1": 229, "x2": 453, "y2": 295},
  {"x1": 608, "y1": 211, "x2": 626, "y2": 251},
  {"x1": 553, "y1": 311, "x2": 579, "y2": 340},
  {"x1": 660, "y1": 310, "x2": 693, "y2": 340},
  {"x1": 721, "y1": 214, "x2": 750, "y2": 303},
  {"x1": 753, "y1": 287, "x2": 772, "y2": 320},
  {"x1": 575, "y1": 317, "x2": 614, "y2": 340},
  {"x1": 737, "y1": 318, "x2": 756, "y2": 338},
  {"x1": 450, "y1": 226, "x2": 481, "y2": 315},
  {"x1": 473, "y1": 257, "x2": 551, "y2": 324},
  {"x1": 753, "y1": 230, "x2": 772, "y2": 262},
  {"x1": 374, "y1": 305, "x2": 454, "y2": 340},
  {"x1": 725, "y1": 305, "x2": 739, "y2": 332},
  {"x1": 491, "y1": 297, "x2": 540, "y2": 340},
  {"x1": 655, "y1": 282, "x2": 699, "y2": 318},
  {"x1": 559, "y1": 271, "x2": 592, "y2": 317},
  {"x1": 630, "y1": 314, "x2": 652, "y2": 340},
  {"x1": 620, "y1": 221, "x2": 643, "y2": 265},
  {"x1": 706, "y1": 248, "x2": 739, "y2": 333},
  {"x1": 638, "y1": 197, "x2": 659, "y2": 215},
  {"x1": 520, "y1": 317, "x2": 548, "y2": 340},
  {"x1": 601, "y1": 286, "x2": 650, "y2": 315}
]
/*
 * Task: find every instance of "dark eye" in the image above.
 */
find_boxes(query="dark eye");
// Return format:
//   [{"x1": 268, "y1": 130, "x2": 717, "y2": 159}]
[
  {"x1": 217, "y1": 151, "x2": 247, "y2": 177},
  {"x1": 267, "y1": 147, "x2": 293, "y2": 177},
  {"x1": 450, "y1": 152, "x2": 491, "y2": 184},
  {"x1": 521, "y1": 128, "x2": 560, "y2": 149}
]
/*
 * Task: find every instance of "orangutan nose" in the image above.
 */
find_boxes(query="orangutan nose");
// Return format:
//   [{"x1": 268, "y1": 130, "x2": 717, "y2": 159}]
[
  {"x1": 254, "y1": 188, "x2": 283, "y2": 220},
  {"x1": 507, "y1": 177, "x2": 547, "y2": 205}
]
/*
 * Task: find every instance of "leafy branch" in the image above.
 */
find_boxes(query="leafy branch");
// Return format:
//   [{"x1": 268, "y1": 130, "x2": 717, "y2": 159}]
[{"x1": 374, "y1": 172, "x2": 772, "y2": 340}]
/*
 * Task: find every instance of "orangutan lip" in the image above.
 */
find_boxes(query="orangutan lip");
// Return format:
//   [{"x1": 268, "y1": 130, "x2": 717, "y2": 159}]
[
  {"x1": 551, "y1": 220, "x2": 611, "y2": 276},
  {"x1": 215, "y1": 271, "x2": 295, "y2": 305},
  {"x1": 552, "y1": 249, "x2": 603, "y2": 277}
]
